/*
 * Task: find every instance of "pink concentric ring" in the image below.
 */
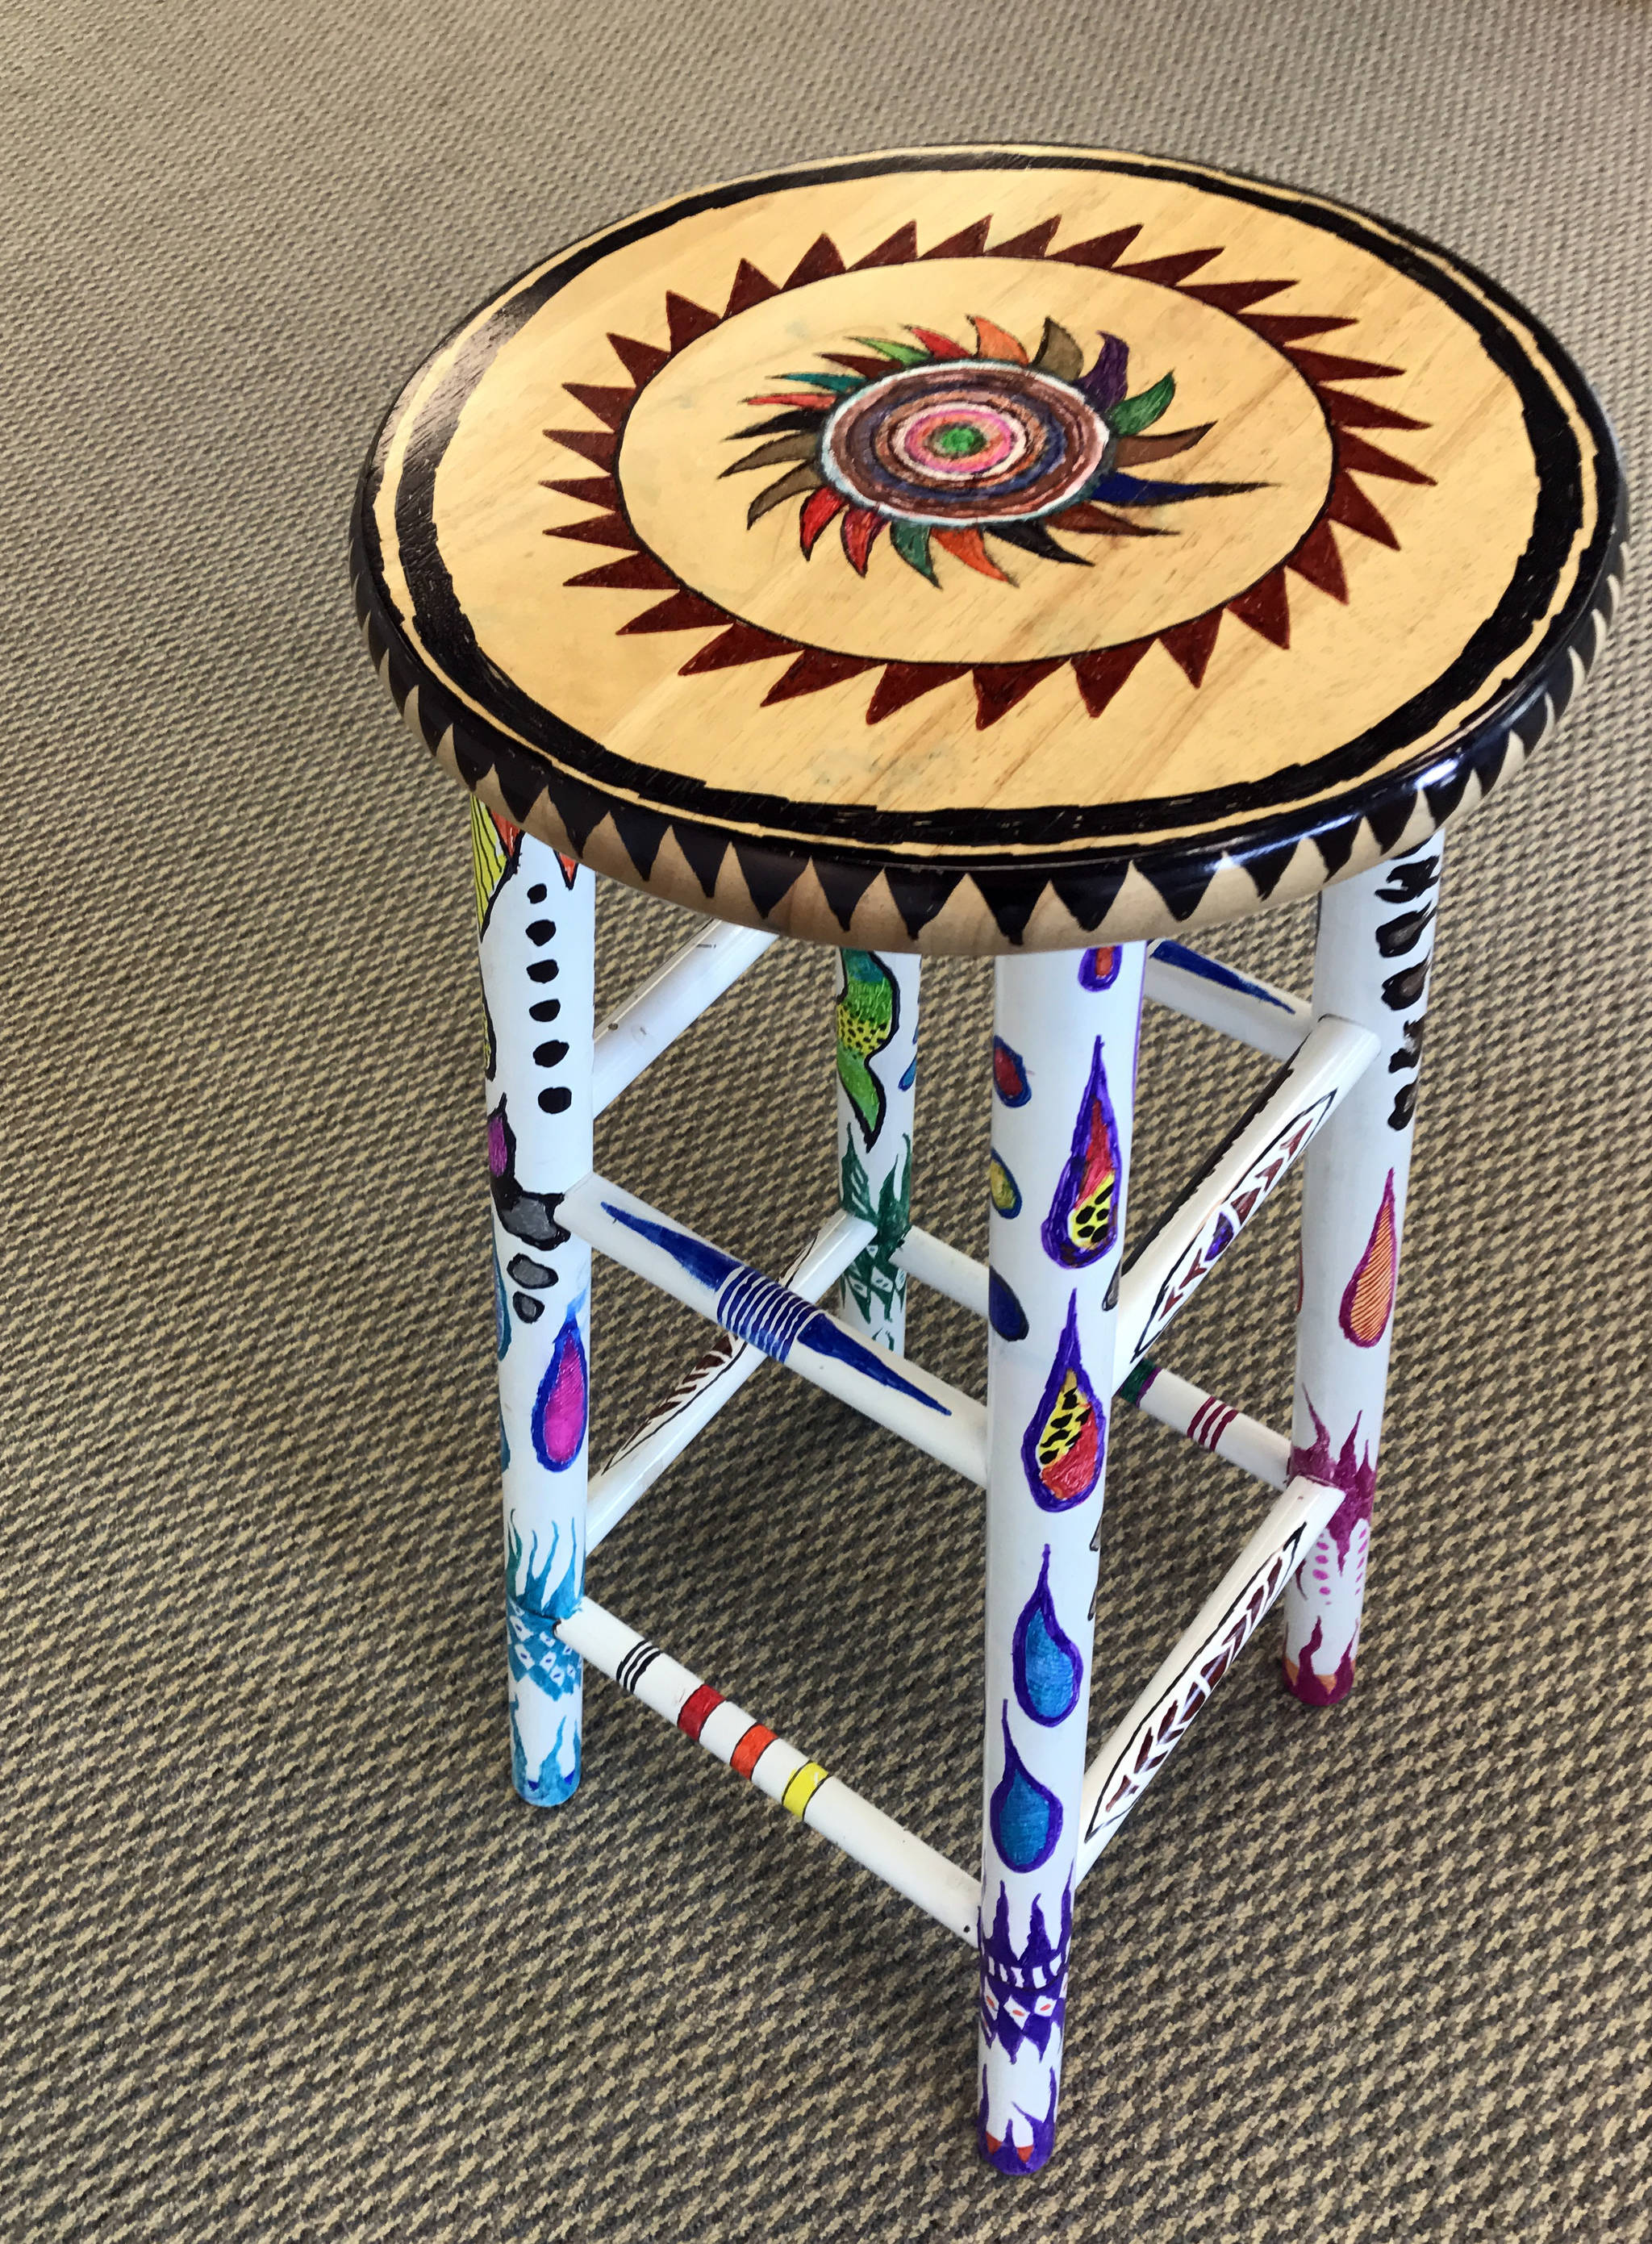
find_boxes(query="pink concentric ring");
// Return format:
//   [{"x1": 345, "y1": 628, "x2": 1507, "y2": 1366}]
[{"x1": 892, "y1": 406, "x2": 1028, "y2": 478}]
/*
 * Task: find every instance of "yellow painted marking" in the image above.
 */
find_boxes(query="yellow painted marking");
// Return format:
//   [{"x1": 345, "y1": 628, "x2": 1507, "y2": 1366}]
[{"x1": 782, "y1": 1761, "x2": 829, "y2": 1821}]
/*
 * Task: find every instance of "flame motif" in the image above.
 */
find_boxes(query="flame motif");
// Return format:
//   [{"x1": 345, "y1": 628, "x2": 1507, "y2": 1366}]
[
  {"x1": 988, "y1": 1149, "x2": 1023, "y2": 1216},
  {"x1": 533, "y1": 1308, "x2": 589, "y2": 1471},
  {"x1": 993, "y1": 1038, "x2": 1030, "y2": 1106},
  {"x1": 470, "y1": 797, "x2": 520, "y2": 929},
  {"x1": 1021, "y1": 1292, "x2": 1104, "y2": 1510},
  {"x1": 988, "y1": 1270, "x2": 1029, "y2": 1341},
  {"x1": 1012, "y1": 1549, "x2": 1083, "y2": 1725},
  {"x1": 1078, "y1": 945, "x2": 1120, "y2": 990},
  {"x1": 1041, "y1": 1037, "x2": 1123, "y2": 1267},
  {"x1": 989, "y1": 1704, "x2": 1063, "y2": 1871},
  {"x1": 1340, "y1": 1170, "x2": 1397, "y2": 1346}
]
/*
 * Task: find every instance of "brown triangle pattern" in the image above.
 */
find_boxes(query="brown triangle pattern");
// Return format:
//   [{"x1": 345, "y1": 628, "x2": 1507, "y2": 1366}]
[
  {"x1": 785, "y1": 233, "x2": 845, "y2": 288},
  {"x1": 974, "y1": 661, "x2": 1066, "y2": 728},
  {"x1": 1228, "y1": 568, "x2": 1291, "y2": 648},
  {"x1": 544, "y1": 209, "x2": 1437, "y2": 732},
  {"x1": 1053, "y1": 225, "x2": 1140, "y2": 268},
  {"x1": 992, "y1": 219, "x2": 1060, "y2": 258},
  {"x1": 607, "y1": 332, "x2": 670, "y2": 385},
  {"x1": 665, "y1": 292, "x2": 720, "y2": 352},
  {"x1": 921, "y1": 218, "x2": 992, "y2": 257},
  {"x1": 1116, "y1": 248, "x2": 1223, "y2": 286},
  {"x1": 544, "y1": 473, "x2": 620, "y2": 508},
  {"x1": 853, "y1": 223, "x2": 919, "y2": 268}
]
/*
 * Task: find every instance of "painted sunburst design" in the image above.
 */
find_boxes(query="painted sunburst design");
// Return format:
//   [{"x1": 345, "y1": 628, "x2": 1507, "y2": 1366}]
[
  {"x1": 731, "y1": 314, "x2": 1262, "y2": 586},
  {"x1": 544, "y1": 215, "x2": 1436, "y2": 731}
]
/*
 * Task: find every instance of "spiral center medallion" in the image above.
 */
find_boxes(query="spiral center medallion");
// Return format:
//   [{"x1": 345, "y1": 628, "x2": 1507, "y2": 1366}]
[{"x1": 824, "y1": 361, "x2": 1108, "y2": 524}]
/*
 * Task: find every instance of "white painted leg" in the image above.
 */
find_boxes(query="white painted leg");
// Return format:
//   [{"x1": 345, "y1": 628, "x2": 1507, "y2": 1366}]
[
  {"x1": 1282, "y1": 836, "x2": 1442, "y2": 1704},
  {"x1": 834, "y1": 949, "x2": 921, "y2": 1353},
  {"x1": 977, "y1": 942, "x2": 1145, "y2": 2175},
  {"x1": 473, "y1": 802, "x2": 596, "y2": 1803}
]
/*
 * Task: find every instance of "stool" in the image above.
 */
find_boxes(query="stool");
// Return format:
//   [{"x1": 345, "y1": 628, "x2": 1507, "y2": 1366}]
[{"x1": 350, "y1": 146, "x2": 1625, "y2": 2175}]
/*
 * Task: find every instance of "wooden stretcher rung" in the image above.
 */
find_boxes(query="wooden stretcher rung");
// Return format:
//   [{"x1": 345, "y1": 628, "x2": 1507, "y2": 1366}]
[
  {"x1": 592, "y1": 924, "x2": 776, "y2": 1116},
  {"x1": 892, "y1": 1224, "x2": 990, "y2": 1317},
  {"x1": 1143, "y1": 939, "x2": 1312, "y2": 1062},
  {"x1": 1075, "y1": 1471, "x2": 1345, "y2": 1881},
  {"x1": 587, "y1": 1205, "x2": 874, "y2": 1548},
  {"x1": 557, "y1": 1592, "x2": 979, "y2": 1942},
  {"x1": 1118, "y1": 1358, "x2": 1290, "y2": 1488},
  {"x1": 561, "y1": 1173, "x2": 989, "y2": 1485},
  {"x1": 1115, "y1": 1014, "x2": 1379, "y2": 1374}
]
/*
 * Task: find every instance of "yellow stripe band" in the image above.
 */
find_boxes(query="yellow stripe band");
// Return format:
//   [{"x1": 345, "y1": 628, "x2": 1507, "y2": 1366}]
[{"x1": 782, "y1": 1762, "x2": 829, "y2": 1821}]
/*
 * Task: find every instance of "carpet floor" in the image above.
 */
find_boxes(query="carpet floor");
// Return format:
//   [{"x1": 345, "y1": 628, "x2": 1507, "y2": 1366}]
[{"x1": 2, "y1": 0, "x2": 1647, "y2": 2234}]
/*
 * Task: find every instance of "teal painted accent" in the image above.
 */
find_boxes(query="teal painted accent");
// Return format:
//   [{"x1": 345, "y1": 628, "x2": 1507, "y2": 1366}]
[{"x1": 511, "y1": 1708, "x2": 582, "y2": 1805}]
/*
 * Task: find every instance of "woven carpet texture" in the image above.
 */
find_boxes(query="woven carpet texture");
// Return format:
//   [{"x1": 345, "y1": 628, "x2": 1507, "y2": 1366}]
[{"x1": 2, "y1": 0, "x2": 1648, "y2": 2235}]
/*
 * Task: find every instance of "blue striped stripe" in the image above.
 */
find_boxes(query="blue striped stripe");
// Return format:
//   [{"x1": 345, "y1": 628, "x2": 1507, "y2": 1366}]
[{"x1": 715, "y1": 1266, "x2": 816, "y2": 1362}]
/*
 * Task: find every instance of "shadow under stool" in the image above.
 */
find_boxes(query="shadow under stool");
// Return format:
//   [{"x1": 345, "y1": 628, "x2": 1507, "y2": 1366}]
[{"x1": 350, "y1": 146, "x2": 1625, "y2": 2175}]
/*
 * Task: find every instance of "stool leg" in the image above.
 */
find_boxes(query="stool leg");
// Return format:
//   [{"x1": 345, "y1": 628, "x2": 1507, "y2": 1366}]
[
  {"x1": 473, "y1": 804, "x2": 596, "y2": 1804},
  {"x1": 976, "y1": 942, "x2": 1145, "y2": 2175},
  {"x1": 1282, "y1": 836, "x2": 1443, "y2": 1704},
  {"x1": 834, "y1": 949, "x2": 921, "y2": 1353}
]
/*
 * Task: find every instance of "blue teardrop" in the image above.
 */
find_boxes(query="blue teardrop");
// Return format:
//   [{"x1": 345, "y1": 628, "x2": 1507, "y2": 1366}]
[
  {"x1": 1013, "y1": 1549, "x2": 1083, "y2": 1725},
  {"x1": 988, "y1": 1270, "x2": 1029, "y2": 1341},
  {"x1": 989, "y1": 1705, "x2": 1063, "y2": 1872}
]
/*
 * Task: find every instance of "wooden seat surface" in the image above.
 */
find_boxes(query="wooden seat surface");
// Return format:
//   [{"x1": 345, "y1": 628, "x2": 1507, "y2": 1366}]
[{"x1": 352, "y1": 146, "x2": 1625, "y2": 953}]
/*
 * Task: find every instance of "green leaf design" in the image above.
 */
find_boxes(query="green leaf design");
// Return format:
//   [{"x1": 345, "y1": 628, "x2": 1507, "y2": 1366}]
[
  {"x1": 1108, "y1": 371, "x2": 1176, "y2": 436},
  {"x1": 854, "y1": 336, "x2": 931, "y2": 365},
  {"x1": 839, "y1": 1137, "x2": 912, "y2": 1340},
  {"x1": 840, "y1": 1138, "x2": 876, "y2": 1225},
  {"x1": 891, "y1": 519, "x2": 938, "y2": 583}
]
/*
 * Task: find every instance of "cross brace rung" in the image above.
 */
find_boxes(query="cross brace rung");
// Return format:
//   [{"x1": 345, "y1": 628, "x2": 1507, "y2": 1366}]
[
  {"x1": 561, "y1": 1174, "x2": 988, "y2": 1485},
  {"x1": 1076, "y1": 1471, "x2": 1344, "y2": 1880},
  {"x1": 587, "y1": 1205, "x2": 872, "y2": 1548},
  {"x1": 592, "y1": 924, "x2": 776, "y2": 1117},
  {"x1": 1144, "y1": 939, "x2": 1312, "y2": 1061}
]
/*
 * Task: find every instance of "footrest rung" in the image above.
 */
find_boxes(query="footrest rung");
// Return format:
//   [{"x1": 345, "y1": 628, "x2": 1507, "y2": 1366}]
[{"x1": 558, "y1": 1592, "x2": 978, "y2": 1942}]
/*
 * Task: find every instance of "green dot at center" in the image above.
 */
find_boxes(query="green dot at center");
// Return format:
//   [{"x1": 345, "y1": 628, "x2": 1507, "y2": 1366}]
[{"x1": 930, "y1": 422, "x2": 988, "y2": 459}]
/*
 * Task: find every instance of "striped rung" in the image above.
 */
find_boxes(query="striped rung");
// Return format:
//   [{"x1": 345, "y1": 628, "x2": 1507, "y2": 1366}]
[
  {"x1": 1118, "y1": 1358, "x2": 1290, "y2": 1490},
  {"x1": 715, "y1": 1266, "x2": 817, "y2": 1362},
  {"x1": 555, "y1": 1592, "x2": 979, "y2": 1942}
]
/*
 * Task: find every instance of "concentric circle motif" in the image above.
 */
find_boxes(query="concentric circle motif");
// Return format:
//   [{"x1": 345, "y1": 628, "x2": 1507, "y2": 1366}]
[
  {"x1": 824, "y1": 362, "x2": 1107, "y2": 523},
  {"x1": 544, "y1": 219, "x2": 1441, "y2": 725},
  {"x1": 727, "y1": 309, "x2": 1270, "y2": 591}
]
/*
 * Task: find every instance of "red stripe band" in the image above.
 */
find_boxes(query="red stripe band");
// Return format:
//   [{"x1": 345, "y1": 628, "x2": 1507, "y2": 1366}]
[{"x1": 677, "y1": 1683, "x2": 724, "y2": 1741}]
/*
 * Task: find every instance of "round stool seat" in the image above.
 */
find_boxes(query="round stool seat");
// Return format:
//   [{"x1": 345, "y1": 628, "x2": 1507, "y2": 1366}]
[{"x1": 352, "y1": 146, "x2": 1625, "y2": 953}]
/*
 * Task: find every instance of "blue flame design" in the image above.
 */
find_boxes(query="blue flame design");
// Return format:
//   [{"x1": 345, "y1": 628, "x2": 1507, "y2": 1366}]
[
  {"x1": 989, "y1": 1704, "x2": 1062, "y2": 1871},
  {"x1": 1012, "y1": 1549, "x2": 1083, "y2": 1725},
  {"x1": 988, "y1": 1271, "x2": 1029, "y2": 1341}
]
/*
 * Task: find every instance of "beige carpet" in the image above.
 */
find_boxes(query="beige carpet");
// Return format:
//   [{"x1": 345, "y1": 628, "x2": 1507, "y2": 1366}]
[{"x1": 2, "y1": 0, "x2": 1648, "y2": 2235}]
